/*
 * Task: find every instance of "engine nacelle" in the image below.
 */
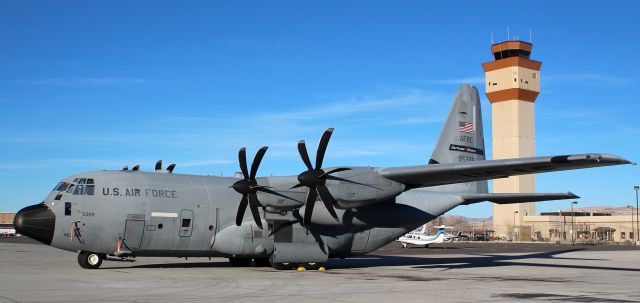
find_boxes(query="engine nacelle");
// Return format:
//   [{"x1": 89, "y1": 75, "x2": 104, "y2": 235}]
[
  {"x1": 327, "y1": 167, "x2": 405, "y2": 208},
  {"x1": 255, "y1": 176, "x2": 306, "y2": 213},
  {"x1": 211, "y1": 222, "x2": 273, "y2": 257}
]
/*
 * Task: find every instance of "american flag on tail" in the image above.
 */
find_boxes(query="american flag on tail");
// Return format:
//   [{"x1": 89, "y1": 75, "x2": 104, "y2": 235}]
[{"x1": 458, "y1": 121, "x2": 474, "y2": 133}]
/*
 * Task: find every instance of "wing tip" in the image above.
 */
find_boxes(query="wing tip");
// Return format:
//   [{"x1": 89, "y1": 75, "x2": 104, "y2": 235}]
[{"x1": 567, "y1": 191, "x2": 580, "y2": 199}]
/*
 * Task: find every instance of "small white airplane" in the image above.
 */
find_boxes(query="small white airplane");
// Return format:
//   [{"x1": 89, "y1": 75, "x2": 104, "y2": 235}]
[
  {"x1": 398, "y1": 225, "x2": 447, "y2": 248},
  {"x1": 0, "y1": 228, "x2": 16, "y2": 237}
]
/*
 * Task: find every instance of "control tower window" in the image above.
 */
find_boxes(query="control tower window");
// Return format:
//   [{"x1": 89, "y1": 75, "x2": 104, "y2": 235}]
[{"x1": 493, "y1": 49, "x2": 531, "y2": 60}]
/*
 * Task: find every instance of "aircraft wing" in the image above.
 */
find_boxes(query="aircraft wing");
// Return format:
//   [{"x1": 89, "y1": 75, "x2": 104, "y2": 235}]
[
  {"x1": 459, "y1": 192, "x2": 579, "y2": 205},
  {"x1": 378, "y1": 153, "x2": 632, "y2": 188}
]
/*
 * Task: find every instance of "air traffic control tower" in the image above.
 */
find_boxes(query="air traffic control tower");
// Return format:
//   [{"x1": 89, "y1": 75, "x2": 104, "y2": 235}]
[{"x1": 482, "y1": 41, "x2": 542, "y2": 240}]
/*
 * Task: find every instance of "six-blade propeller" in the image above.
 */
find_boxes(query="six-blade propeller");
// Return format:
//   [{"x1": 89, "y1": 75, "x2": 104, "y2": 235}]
[
  {"x1": 231, "y1": 147, "x2": 269, "y2": 229},
  {"x1": 292, "y1": 128, "x2": 350, "y2": 226}
]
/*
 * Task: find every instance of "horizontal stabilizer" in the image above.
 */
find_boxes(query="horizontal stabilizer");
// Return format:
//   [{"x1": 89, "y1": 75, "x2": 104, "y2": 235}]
[
  {"x1": 460, "y1": 192, "x2": 579, "y2": 205},
  {"x1": 379, "y1": 153, "x2": 631, "y2": 188}
]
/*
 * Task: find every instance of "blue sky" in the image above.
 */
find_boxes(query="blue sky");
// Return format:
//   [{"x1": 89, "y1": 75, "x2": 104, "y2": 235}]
[{"x1": 1, "y1": 1, "x2": 638, "y2": 216}]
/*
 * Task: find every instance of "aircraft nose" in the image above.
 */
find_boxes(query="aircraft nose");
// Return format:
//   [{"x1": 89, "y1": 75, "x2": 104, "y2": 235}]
[{"x1": 14, "y1": 203, "x2": 56, "y2": 245}]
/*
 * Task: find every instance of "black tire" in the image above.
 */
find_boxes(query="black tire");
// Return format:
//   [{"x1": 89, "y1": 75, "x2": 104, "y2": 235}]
[
  {"x1": 302, "y1": 262, "x2": 324, "y2": 270},
  {"x1": 78, "y1": 251, "x2": 103, "y2": 269},
  {"x1": 270, "y1": 261, "x2": 295, "y2": 270},
  {"x1": 253, "y1": 258, "x2": 271, "y2": 267},
  {"x1": 228, "y1": 257, "x2": 251, "y2": 267}
]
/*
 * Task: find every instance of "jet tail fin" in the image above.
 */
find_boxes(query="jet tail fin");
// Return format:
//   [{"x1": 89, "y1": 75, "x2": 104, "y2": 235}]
[{"x1": 426, "y1": 84, "x2": 488, "y2": 194}]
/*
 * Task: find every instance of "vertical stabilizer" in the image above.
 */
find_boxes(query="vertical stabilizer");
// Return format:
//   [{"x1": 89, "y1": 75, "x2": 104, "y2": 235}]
[{"x1": 427, "y1": 85, "x2": 488, "y2": 194}]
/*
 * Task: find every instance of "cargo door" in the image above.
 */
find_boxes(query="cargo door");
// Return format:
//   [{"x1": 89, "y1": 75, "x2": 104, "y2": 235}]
[{"x1": 123, "y1": 218, "x2": 145, "y2": 251}]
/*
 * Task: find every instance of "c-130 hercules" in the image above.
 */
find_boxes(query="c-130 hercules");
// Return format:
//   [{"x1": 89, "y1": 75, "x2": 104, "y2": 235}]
[{"x1": 14, "y1": 85, "x2": 632, "y2": 270}]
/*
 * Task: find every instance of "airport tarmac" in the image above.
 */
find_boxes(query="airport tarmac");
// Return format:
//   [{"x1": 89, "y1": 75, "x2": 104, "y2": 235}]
[{"x1": 1, "y1": 239, "x2": 639, "y2": 303}]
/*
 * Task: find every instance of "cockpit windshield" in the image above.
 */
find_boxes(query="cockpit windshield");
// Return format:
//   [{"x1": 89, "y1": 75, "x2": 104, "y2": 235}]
[{"x1": 54, "y1": 178, "x2": 95, "y2": 196}]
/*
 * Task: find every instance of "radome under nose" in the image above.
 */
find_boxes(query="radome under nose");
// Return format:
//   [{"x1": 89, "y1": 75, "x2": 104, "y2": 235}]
[{"x1": 14, "y1": 203, "x2": 56, "y2": 245}]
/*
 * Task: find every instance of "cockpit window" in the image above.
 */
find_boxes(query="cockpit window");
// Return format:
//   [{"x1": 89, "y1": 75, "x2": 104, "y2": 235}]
[
  {"x1": 85, "y1": 185, "x2": 95, "y2": 195},
  {"x1": 66, "y1": 184, "x2": 76, "y2": 194},
  {"x1": 73, "y1": 185, "x2": 85, "y2": 195},
  {"x1": 56, "y1": 178, "x2": 95, "y2": 195},
  {"x1": 54, "y1": 182, "x2": 70, "y2": 192}
]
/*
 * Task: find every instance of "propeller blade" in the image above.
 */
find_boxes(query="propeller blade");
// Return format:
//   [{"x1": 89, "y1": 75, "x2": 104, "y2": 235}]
[
  {"x1": 290, "y1": 183, "x2": 305, "y2": 189},
  {"x1": 320, "y1": 167, "x2": 351, "y2": 178},
  {"x1": 303, "y1": 190, "x2": 318, "y2": 226},
  {"x1": 315, "y1": 128, "x2": 334, "y2": 169},
  {"x1": 316, "y1": 185, "x2": 338, "y2": 219},
  {"x1": 132, "y1": 165, "x2": 140, "y2": 171},
  {"x1": 297, "y1": 140, "x2": 314, "y2": 171},
  {"x1": 167, "y1": 164, "x2": 176, "y2": 173},
  {"x1": 236, "y1": 195, "x2": 248, "y2": 226},
  {"x1": 122, "y1": 166, "x2": 129, "y2": 171},
  {"x1": 238, "y1": 148, "x2": 249, "y2": 179},
  {"x1": 249, "y1": 146, "x2": 268, "y2": 180},
  {"x1": 248, "y1": 194, "x2": 263, "y2": 229},
  {"x1": 155, "y1": 160, "x2": 162, "y2": 171},
  {"x1": 254, "y1": 186, "x2": 302, "y2": 203}
]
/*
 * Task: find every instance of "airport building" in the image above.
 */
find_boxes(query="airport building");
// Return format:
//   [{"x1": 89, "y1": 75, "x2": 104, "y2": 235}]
[
  {"x1": 522, "y1": 211, "x2": 637, "y2": 243},
  {"x1": 0, "y1": 213, "x2": 16, "y2": 236}
]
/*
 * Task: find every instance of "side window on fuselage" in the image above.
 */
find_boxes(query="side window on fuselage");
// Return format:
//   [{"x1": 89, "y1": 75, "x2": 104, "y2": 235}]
[{"x1": 64, "y1": 202, "x2": 71, "y2": 216}]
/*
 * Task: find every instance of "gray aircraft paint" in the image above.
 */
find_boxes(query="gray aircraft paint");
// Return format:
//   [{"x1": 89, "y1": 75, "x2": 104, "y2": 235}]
[
  {"x1": 426, "y1": 84, "x2": 488, "y2": 195},
  {"x1": 13, "y1": 84, "x2": 632, "y2": 268}
]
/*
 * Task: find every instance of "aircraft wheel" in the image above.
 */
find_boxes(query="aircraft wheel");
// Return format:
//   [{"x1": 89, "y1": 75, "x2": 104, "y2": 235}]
[
  {"x1": 302, "y1": 262, "x2": 324, "y2": 270},
  {"x1": 78, "y1": 251, "x2": 104, "y2": 269},
  {"x1": 270, "y1": 262, "x2": 295, "y2": 270},
  {"x1": 228, "y1": 257, "x2": 251, "y2": 267},
  {"x1": 253, "y1": 258, "x2": 271, "y2": 267}
]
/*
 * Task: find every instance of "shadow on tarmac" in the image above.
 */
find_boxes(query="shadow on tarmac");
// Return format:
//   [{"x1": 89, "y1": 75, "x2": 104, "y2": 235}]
[
  {"x1": 327, "y1": 249, "x2": 640, "y2": 272},
  {"x1": 101, "y1": 249, "x2": 640, "y2": 273}
]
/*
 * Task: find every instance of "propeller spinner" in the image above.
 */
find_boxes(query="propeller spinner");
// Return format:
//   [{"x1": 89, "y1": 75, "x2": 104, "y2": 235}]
[
  {"x1": 231, "y1": 147, "x2": 269, "y2": 229},
  {"x1": 292, "y1": 128, "x2": 350, "y2": 226}
]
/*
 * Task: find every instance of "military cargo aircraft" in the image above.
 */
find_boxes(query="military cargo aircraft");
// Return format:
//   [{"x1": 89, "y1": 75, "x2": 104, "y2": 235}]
[{"x1": 13, "y1": 85, "x2": 632, "y2": 270}]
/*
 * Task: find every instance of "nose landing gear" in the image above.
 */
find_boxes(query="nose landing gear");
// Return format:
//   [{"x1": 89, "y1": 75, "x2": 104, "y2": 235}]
[{"x1": 78, "y1": 251, "x2": 105, "y2": 269}]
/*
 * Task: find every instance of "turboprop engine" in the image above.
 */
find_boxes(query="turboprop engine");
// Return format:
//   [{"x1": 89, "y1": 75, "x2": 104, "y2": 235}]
[{"x1": 324, "y1": 167, "x2": 405, "y2": 208}]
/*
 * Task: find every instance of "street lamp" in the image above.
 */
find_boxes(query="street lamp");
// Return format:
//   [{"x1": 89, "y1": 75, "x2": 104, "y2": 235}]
[
  {"x1": 635, "y1": 186, "x2": 639, "y2": 244},
  {"x1": 482, "y1": 220, "x2": 486, "y2": 242},
  {"x1": 513, "y1": 211, "x2": 519, "y2": 241},
  {"x1": 571, "y1": 201, "x2": 578, "y2": 245},
  {"x1": 627, "y1": 205, "x2": 634, "y2": 243}
]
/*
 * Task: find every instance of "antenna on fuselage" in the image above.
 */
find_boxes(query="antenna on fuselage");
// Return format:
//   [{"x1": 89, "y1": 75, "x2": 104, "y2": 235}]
[
  {"x1": 132, "y1": 165, "x2": 140, "y2": 171},
  {"x1": 155, "y1": 160, "x2": 176, "y2": 173},
  {"x1": 122, "y1": 166, "x2": 129, "y2": 171}
]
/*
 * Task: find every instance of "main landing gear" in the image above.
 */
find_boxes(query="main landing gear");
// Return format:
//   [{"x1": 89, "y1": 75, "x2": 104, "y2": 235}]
[
  {"x1": 228, "y1": 257, "x2": 326, "y2": 270},
  {"x1": 78, "y1": 251, "x2": 105, "y2": 269}
]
